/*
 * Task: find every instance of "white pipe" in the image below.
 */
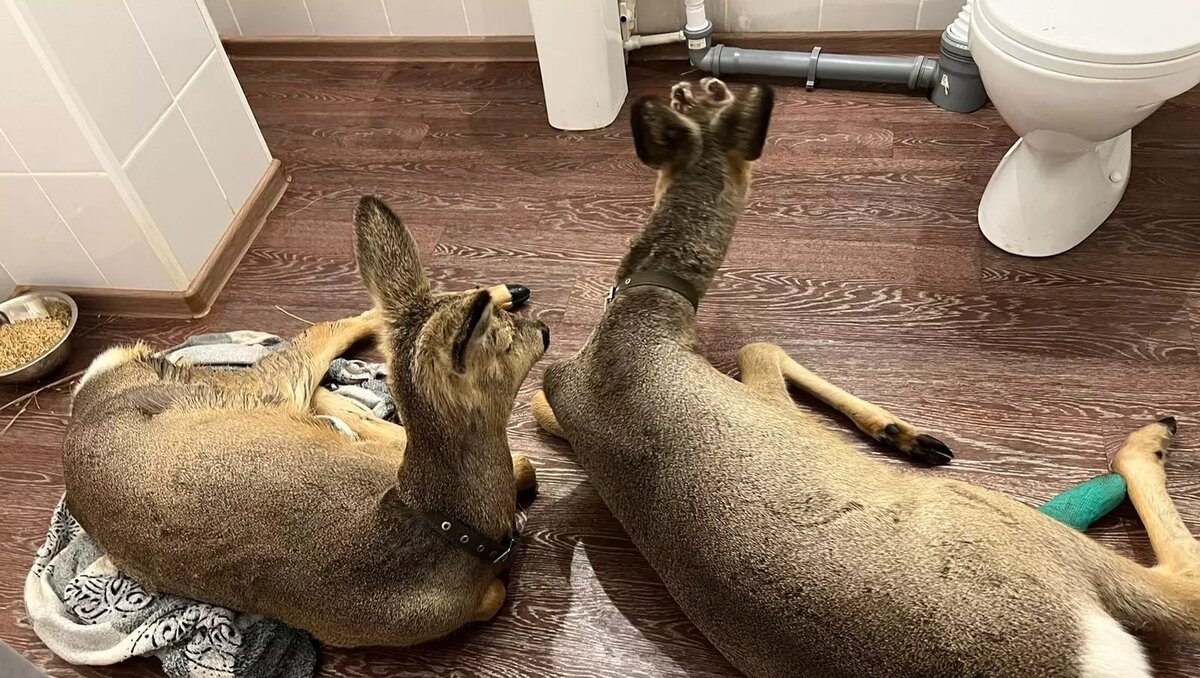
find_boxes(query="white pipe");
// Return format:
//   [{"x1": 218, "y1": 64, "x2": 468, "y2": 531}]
[
  {"x1": 684, "y1": 0, "x2": 709, "y2": 32},
  {"x1": 624, "y1": 30, "x2": 685, "y2": 51}
]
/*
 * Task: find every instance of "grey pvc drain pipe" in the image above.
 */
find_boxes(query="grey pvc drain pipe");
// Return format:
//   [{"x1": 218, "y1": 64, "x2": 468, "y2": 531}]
[{"x1": 683, "y1": 17, "x2": 987, "y2": 113}]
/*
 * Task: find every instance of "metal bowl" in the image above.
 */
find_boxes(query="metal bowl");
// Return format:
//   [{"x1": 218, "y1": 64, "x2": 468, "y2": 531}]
[{"x1": 0, "y1": 291, "x2": 79, "y2": 385}]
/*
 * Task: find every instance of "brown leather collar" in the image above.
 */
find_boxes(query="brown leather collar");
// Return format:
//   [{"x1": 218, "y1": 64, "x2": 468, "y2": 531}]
[{"x1": 606, "y1": 271, "x2": 700, "y2": 311}]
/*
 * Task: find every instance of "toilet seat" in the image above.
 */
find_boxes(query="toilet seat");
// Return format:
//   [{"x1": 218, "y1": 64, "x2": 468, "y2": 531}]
[{"x1": 976, "y1": 0, "x2": 1200, "y2": 79}]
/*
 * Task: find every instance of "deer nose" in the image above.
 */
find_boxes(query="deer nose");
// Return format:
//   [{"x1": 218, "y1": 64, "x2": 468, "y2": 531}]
[{"x1": 506, "y1": 284, "x2": 530, "y2": 310}]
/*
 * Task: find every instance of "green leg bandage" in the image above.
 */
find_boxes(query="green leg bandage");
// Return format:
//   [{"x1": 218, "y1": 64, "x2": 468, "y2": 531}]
[{"x1": 1037, "y1": 473, "x2": 1128, "y2": 532}]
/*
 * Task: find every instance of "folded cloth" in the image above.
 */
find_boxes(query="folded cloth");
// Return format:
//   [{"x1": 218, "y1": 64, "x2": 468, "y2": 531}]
[
  {"x1": 24, "y1": 500, "x2": 316, "y2": 678},
  {"x1": 326, "y1": 358, "x2": 394, "y2": 422},
  {"x1": 161, "y1": 331, "x2": 284, "y2": 370},
  {"x1": 25, "y1": 331, "x2": 396, "y2": 678}
]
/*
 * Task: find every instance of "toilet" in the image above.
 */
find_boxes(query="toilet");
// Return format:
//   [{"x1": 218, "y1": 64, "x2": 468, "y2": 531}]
[{"x1": 969, "y1": 0, "x2": 1200, "y2": 257}]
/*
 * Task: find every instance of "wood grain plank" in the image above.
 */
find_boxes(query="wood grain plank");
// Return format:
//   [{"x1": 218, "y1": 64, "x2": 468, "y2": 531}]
[
  {"x1": 890, "y1": 120, "x2": 1018, "y2": 159},
  {"x1": 565, "y1": 270, "x2": 1198, "y2": 363},
  {"x1": 1190, "y1": 299, "x2": 1200, "y2": 357},
  {"x1": 374, "y1": 61, "x2": 546, "y2": 103},
  {"x1": 982, "y1": 250, "x2": 1200, "y2": 297}
]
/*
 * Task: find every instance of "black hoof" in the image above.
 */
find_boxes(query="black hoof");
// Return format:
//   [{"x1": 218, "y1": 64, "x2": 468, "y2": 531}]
[
  {"x1": 913, "y1": 434, "x2": 953, "y2": 466},
  {"x1": 879, "y1": 424, "x2": 953, "y2": 466},
  {"x1": 1159, "y1": 416, "x2": 1178, "y2": 435},
  {"x1": 517, "y1": 482, "x2": 539, "y2": 507},
  {"x1": 506, "y1": 284, "x2": 531, "y2": 310}
]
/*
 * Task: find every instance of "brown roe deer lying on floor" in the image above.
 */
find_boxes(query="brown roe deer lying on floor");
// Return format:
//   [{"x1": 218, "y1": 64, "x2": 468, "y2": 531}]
[
  {"x1": 530, "y1": 78, "x2": 1200, "y2": 678},
  {"x1": 62, "y1": 196, "x2": 550, "y2": 647}
]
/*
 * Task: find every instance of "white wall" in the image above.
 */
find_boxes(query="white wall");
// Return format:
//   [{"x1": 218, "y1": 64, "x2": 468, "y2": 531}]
[
  {"x1": 204, "y1": 0, "x2": 963, "y2": 37},
  {"x1": 0, "y1": 0, "x2": 271, "y2": 293}
]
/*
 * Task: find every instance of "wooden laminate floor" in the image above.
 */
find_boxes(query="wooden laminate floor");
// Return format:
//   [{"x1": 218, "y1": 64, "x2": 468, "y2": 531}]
[{"x1": 3, "y1": 56, "x2": 1200, "y2": 678}]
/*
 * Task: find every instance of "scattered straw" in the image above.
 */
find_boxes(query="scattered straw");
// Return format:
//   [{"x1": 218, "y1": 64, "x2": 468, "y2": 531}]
[
  {"x1": 0, "y1": 368, "x2": 84, "y2": 438},
  {"x1": 456, "y1": 101, "x2": 492, "y2": 116},
  {"x1": 75, "y1": 314, "x2": 118, "y2": 339},
  {"x1": 283, "y1": 188, "x2": 356, "y2": 218},
  {"x1": 275, "y1": 306, "x2": 314, "y2": 326},
  {"x1": 0, "y1": 399, "x2": 30, "y2": 438},
  {"x1": 0, "y1": 369, "x2": 85, "y2": 415}
]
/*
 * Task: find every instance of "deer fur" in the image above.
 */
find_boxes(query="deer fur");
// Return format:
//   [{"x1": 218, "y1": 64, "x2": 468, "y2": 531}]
[
  {"x1": 63, "y1": 196, "x2": 549, "y2": 647},
  {"x1": 531, "y1": 79, "x2": 1200, "y2": 678}
]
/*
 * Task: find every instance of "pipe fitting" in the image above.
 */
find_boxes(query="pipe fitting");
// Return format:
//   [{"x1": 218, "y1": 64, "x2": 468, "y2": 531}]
[
  {"x1": 910, "y1": 56, "x2": 937, "y2": 90},
  {"x1": 684, "y1": 23, "x2": 715, "y2": 71},
  {"x1": 927, "y1": 0, "x2": 987, "y2": 112},
  {"x1": 625, "y1": 30, "x2": 685, "y2": 51},
  {"x1": 927, "y1": 37, "x2": 987, "y2": 113}
]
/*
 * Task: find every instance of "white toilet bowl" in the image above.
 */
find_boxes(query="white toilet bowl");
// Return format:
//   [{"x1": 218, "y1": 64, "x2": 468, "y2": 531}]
[{"x1": 969, "y1": 0, "x2": 1200, "y2": 257}]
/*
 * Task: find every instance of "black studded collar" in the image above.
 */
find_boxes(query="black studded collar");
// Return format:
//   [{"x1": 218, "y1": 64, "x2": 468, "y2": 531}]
[
  {"x1": 606, "y1": 271, "x2": 700, "y2": 311},
  {"x1": 423, "y1": 511, "x2": 516, "y2": 566}
]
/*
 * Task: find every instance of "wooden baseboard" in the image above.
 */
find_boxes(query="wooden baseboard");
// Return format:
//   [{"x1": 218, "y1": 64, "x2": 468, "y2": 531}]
[
  {"x1": 224, "y1": 35, "x2": 539, "y2": 61},
  {"x1": 17, "y1": 159, "x2": 289, "y2": 319},
  {"x1": 222, "y1": 31, "x2": 943, "y2": 62},
  {"x1": 182, "y1": 158, "x2": 289, "y2": 318}
]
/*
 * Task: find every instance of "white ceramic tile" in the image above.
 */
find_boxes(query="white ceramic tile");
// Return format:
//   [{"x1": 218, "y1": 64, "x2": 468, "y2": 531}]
[
  {"x1": 37, "y1": 174, "x2": 177, "y2": 290},
  {"x1": 711, "y1": 0, "x2": 728, "y2": 31},
  {"x1": 0, "y1": 175, "x2": 105, "y2": 287},
  {"x1": 383, "y1": 0, "x2": 468, "y2": 36},
  {"x1": 126, "y1": 0, "x2": 216, "y2": 94},
  {"x1": 728, "y1": 0, "x2": 819, "y2": 30},
  {"x1": 916, "y1": 0, "x2": 962, "y2": 29},
  {"x1": 0, "y1": 8, "x2": 99, "y2": 172},
  {"x1": 634, "y1": 0, "x2": 682, "y2": 33},
  {"x1": 0, "y1": 131, "x2": 24, "y2": 172},
  {"x1": 23, "y1": 0, "x2": 173, "y2": 160},
  {"x1": 463, "y1": 0, "x2": 531, "y2": 35},
  {"x1": 202, "y1": 0, "x2": 241, "y2": 36},
  {"x1": 178, "y1": 55, "x2": 270, "y2": 212},
  {"x1": 636, "y1": 0, "x2": 725, "y2": 33},
  {"x1": 0, "y1": 264, "x2": 14, "y2": 299},
  {"x1": 227, "y1": 0, "x2": 313, "y2": 35},
  {"x1": 125, "y1": 107, "x2": 233, "y2": 280},
  {"x1": 306, "y1": 0, "x2": 388, "y2": 35},
  {"x1": 819, "y1": 0, "x2": 920, "y2": 29}
]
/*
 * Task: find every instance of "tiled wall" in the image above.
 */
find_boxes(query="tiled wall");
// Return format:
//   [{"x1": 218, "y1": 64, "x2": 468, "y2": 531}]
[
  {"x1": 659, "y1": 0, "x2": 964, "y2": 31},
  {"x1": 204, "y1": 0, "x2": 963, "y2": 37},
  {"x1": 0, "y1": 0, "x2": 270, "y2": 292}
]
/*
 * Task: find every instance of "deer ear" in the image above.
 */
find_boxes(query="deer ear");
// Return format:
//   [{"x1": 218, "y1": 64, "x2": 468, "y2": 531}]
[
  {"x1": 450, "y1": 290, "x2": 493, "y2": 374},
  {"x1": 722, "y1": 85, "x2": 775, "y2": 161},
  {"x1": 353, "y1": 196, "x2": 431, "y2": 311},
  {"x1": 631, "y1": 95, "x2": 703, "y2": 169}
]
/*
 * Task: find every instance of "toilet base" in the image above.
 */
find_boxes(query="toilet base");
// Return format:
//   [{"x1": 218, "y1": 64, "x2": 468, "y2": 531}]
[{"x1": 978, "y1": 131, "x2": 1132, "y2": 257}]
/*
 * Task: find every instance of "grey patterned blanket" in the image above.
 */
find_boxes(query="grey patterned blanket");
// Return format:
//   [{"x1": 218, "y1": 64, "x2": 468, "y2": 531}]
[{"x1": 24, "y1": 331, "x2": 392, "y2": 678}]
